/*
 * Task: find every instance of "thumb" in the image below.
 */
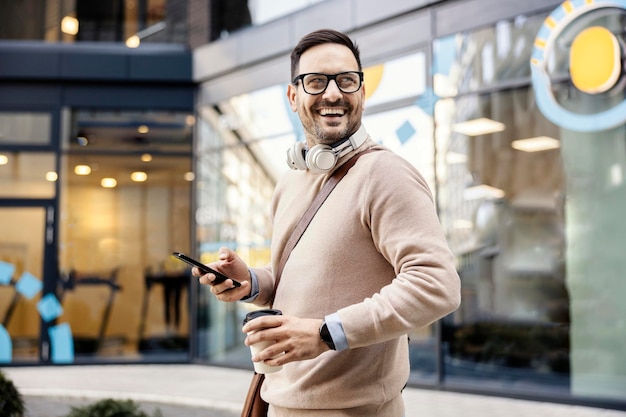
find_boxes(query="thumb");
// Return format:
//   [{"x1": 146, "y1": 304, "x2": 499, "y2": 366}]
[{"x1": 218, "y1": 246, "x2": 236, "y2": 263}]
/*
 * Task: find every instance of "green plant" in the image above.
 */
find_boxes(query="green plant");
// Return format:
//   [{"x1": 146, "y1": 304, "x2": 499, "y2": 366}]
[
  {"x1": 0, "y1": 370, "x2": 25, "y2": 417},
  {"x1": 65, "y1": 398, "x2": 162, "y2": 417}
]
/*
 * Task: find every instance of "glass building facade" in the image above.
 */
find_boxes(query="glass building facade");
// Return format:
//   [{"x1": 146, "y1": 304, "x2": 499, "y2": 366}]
[{"x1": 1, "y1": 0, "x2": 625, "y2": 411}]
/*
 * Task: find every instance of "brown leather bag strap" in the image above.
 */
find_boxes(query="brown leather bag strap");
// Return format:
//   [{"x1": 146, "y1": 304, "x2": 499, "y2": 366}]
[
  {"x1": 269, "y1": 149, "x2": 374, "y2": 307},
  {"x1": 241, "y1": 372, "x2": 268, "y2": 417}
]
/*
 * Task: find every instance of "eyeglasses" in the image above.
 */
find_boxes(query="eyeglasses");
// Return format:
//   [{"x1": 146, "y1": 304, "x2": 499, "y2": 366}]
[{"x1": 293, "y1": 71, "x2": 364, "y2": 95}]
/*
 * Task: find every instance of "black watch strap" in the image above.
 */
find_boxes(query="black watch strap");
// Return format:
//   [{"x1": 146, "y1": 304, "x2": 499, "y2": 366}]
[{"x1": 319, "y1": 321, "x2": 336, "y2": 350}]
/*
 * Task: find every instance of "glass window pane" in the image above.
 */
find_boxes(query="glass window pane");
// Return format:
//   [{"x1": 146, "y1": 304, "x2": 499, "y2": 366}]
[
  {"x1": 0, "y1": 152, "x2": 56, "y2": 198},
  {"x1": 433, "y1": 14, "x2": 545, "y2": 96},
  {"x1": 364, "y1": 105, "x2": 435, "y2": 194},
  {"x1": 194, "y1": 110, "x2": 274, "y2": 365},
  {"x1": 438, "y1": 87, "x2": 570, "y2": 393},
  {"x1": 222, "y1": 84, "x2": 296, "y2": 182},
  {"x1": 58, "y1": 109, "x2": 193, "y2": 362},
  {"x1": 435, "y1": 8, "x2": 626, "y2": 402},
  {"x1": 248, "y1": 0, "x2": 327, "y2": 25},
  {"x1": 0, "y1": 112, "x2": 51, "y2": 145},
  {"x1": 364, "y1": 52, "x2": 426, "y2": 107}
]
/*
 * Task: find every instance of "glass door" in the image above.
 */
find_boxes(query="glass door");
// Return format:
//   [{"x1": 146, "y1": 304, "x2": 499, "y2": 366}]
[{"x1": 0, "y1": 204, "x2": 58, "y2": 364}]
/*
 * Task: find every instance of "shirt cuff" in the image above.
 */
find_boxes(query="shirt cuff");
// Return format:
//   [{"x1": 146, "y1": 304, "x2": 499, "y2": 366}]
[
  {"x1": 325, "y1": 312, "x2": 348, "y2": 351},
  {"x1": 239, "y1": 268, "x2": 259, "y2": 302}
]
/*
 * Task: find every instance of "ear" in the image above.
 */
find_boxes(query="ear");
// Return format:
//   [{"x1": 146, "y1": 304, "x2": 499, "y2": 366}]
[{"x1": 287, "y1": 83, "x2": 298, "y2": 112}]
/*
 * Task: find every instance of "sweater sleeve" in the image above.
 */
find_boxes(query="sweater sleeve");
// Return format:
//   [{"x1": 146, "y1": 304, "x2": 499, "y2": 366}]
[
  {"x1": 249, "y1": 265, "x2": 275, "y2": 307},
  {"x1": 337, "y1": 152, "x2": 461, "y2": 348}
]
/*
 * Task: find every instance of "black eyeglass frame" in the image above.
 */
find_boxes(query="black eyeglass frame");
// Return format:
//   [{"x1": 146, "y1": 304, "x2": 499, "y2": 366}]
[{"x1": 292, "y1": 71, "x2": 364, "y2": 95}]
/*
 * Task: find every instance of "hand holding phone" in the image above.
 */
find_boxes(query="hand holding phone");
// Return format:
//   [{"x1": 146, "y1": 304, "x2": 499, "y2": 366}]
[{"x1": 172, "y1": 252, "x2": 242, "y2": 287}]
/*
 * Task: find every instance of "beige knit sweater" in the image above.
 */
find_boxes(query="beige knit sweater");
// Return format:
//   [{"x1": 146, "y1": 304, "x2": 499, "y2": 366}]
[{"x1": 252, "y1": 138, "x2": 461, "y2": 417}]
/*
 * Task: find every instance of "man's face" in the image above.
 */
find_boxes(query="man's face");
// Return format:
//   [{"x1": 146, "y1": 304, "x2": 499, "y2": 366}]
[{"x1": 287, "y1": 43, "x2": 365, "y2": 147}]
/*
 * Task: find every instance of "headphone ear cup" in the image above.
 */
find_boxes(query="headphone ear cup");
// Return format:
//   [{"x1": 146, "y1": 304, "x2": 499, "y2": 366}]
[
  {"x1": 286, "y1": 142, "x2": 308, "y2": 170},
  {"x1": 306, "y1": 144, "x2": 337, "y2": 174}
]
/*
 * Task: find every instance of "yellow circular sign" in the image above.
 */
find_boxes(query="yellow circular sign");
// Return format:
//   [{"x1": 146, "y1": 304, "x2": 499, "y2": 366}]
[
  {"x1": 363, "y1": 64, "x2": 384, "y2": 100},
  {"x1": 570, "y1": 26, "x2": 621, "y2": 94}
]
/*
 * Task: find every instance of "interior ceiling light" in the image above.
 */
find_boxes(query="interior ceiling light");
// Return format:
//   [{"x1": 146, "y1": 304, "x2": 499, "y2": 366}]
[
  {"x1": 77, "y1": 136, "x2": 89, "y2": 146},
  {"x1": 131, "y1": 171, "x2": 147, "y2": 182},
  {"x1": 126, "y1": 35, "x2": 140, "y2": 48},
  {"x1": 101, "y1": 178, "x2": 117, "y2": 188},
  {"x1": 184, "y1": 172, "x2": 195, "y2": 181},
  {"x1": 125, "y1": 22, "x2": 166, "y2": 50},
  {"x1": 610, "y1": 164, "x2": 623, "y2": 187},
  {"x1": 512, "y1": 136, "x2": 560, "y2": 152},
  {"x1": 137, "y1": 125, "x2": 149, "y2": 134},
  {"x1": 0, "y1": 154, "x2": 8, "y2": 165},
  {"x1": 61, "y1": 16, "x2": 79, "y2": 35},
  {"x1": 46, "y1": 172, "x2": 58, "y2": 182},
  {"x1": 141, "y1": 153, "x2": 152, "y2": 162},
  {"x1": 453, "y1": 219, "x2": 474, "y2": 229},
  {"x1": 464, "y1": 184, "x2": 505, "y2": 200},
  {"x1": 74, "y1": 165, "x2": 91, "y2": 175},
  {"x1": 446, "y1": 152, "x2": 468, "y2": 164},
  {"x1": 452, "y1": 118, "x2": 506, "y2": 136}
]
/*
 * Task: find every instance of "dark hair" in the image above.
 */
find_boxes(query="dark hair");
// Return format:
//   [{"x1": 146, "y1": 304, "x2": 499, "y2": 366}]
[{"x1": 290, "y1": 29, "x2": 361, "y2": 82}]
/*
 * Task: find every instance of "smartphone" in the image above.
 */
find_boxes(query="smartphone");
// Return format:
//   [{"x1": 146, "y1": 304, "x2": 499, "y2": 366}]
[{"x1": 171, "y1": 252, "x2": 241, "y2": 287}]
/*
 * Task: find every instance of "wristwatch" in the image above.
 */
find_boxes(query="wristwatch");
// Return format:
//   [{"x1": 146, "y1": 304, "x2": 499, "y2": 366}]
[{"x1": 319, "y1": 321, "x2": 336, "y2": 350}]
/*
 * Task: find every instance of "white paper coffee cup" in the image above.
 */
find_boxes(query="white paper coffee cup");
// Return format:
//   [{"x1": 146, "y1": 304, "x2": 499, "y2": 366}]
[{"x1": 243, "y1": 309, "x2": 283, "y2": 374}]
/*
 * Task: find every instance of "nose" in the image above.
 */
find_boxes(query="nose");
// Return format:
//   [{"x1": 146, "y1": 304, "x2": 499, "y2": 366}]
[{"x1": 322, "y1": 79, "x2": 343, "y2": 100}]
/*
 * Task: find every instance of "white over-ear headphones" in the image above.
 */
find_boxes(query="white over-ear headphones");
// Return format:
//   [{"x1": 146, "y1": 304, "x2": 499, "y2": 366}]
[{"x1": 286, "y1": 125, "x2": 368, "y2": 174}]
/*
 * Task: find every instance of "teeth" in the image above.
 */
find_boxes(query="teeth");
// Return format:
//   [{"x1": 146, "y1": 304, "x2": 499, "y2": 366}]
[{"x1": 319, "y1": 108, "x2": 345, "y2": 116}]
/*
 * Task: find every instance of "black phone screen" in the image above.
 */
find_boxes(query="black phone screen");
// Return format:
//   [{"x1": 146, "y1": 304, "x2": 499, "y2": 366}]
[{"x1": 171, "y1": 252, "x2": 241, "y2": 287}]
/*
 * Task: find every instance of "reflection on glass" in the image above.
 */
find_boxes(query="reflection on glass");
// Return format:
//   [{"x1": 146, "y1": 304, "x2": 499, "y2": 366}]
[
  {"x1": 363, "y1": 106, "x2": 435, "y2": 194},
  {"x1": 433, "y1": 14, "x2": 545, "y2": 96},
  {"x1": 434, "y1": 12, "x2": 575, "y2": 394},
  {"x1": 435, "y1": 7, "x2": 626, "y2": 401},
  {"x1": 248, "y1": 0, "x2": 327, "y2": 25},
  {"x1": 439, "y1": 87, "x2": 569, "y2": 391},
  {"x1": 364, "y1": 52, "x2": 426, "y2": 107},
  {"x1": 194, "y1": 111, "x2": 273, "y2": 366}
]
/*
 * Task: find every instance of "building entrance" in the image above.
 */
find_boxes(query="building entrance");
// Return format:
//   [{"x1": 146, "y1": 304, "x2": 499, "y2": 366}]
[{"x1": 0, "y1": 203, "x2": 60, "y2": 364}]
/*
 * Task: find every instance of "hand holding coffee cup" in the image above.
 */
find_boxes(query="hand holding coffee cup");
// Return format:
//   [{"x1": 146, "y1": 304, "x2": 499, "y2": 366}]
[{"x1": 243, "y1": 309, "x2": 284, "y2": 374}]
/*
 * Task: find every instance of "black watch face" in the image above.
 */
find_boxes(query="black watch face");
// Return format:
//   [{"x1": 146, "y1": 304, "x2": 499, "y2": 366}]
[{"x1": 320, "y1": 323, "x2": 335, "y2": 350}]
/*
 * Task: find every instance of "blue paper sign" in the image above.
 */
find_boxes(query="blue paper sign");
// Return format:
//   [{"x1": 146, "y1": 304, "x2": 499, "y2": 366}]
[
  {"x1": 0, "y1": 325, "x2": 11, "y2": 363},
  {"x1": 0, "y1": 261, "x2": 15, "y2": 285},
  {"x1": 15, "y1": 272, "x2": 43, "y2": 299},
  {"x1": 37, "y1": 293, "x2": 64, "y2": 322},
  {"x1": 49, "y1": 323, "x2": 74, "y2": 364}
]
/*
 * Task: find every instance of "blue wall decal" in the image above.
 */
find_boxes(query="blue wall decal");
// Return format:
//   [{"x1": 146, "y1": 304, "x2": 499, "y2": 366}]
[
  {"x1": 49, "y1": 323, "x2": 74, "y2": 364},
  {"x1": 415, "y1": 87, "x2": 439, "y2": 117},
  {"x1": 15, "y1": 272, "x2": 43, "y2": 299},
  {"x1": 0, "y1": 261, "x2": 15, "y2": 285},
  {"x1": 37, "y1": 293, "x2": 64, "y2": 322},
  {"x1": 0, "y1": 325, "x2": 11, "y2": 362},
  {"x1": 396, "y1": 121, "x2": 416, "y2": 145}
]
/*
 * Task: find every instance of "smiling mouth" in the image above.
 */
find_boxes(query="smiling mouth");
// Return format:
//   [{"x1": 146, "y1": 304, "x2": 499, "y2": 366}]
[{"x1": 318, "y1": 108, "x2": 345, "y2": 117}]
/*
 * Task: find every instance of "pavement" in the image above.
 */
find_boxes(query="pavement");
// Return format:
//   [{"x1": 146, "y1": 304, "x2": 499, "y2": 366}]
[{"x1": 3, "y1": 364, "x2": 626, "y2": 417}]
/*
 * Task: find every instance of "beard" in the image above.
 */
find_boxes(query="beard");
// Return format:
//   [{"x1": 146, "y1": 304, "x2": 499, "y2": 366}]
[
  {"x1": 311, "y1": 121, "x2": 349, "y2": 145},
  {"x1": 304, "y1": 100, "x2": 360, "y2": 146}
]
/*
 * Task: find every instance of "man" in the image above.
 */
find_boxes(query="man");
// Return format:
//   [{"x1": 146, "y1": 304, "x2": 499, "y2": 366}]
[{"x1": 196, "y1": 29, "x2": 461, "y2": 417}]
